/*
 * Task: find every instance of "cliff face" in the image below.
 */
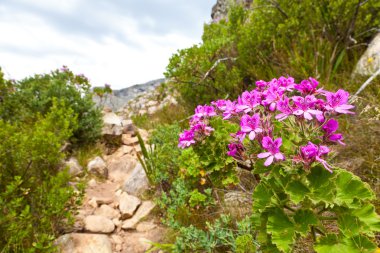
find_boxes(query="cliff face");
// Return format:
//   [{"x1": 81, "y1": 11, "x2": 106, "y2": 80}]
[{"x1": 211, "y1": 0, "x2": 252, "y2": 22}]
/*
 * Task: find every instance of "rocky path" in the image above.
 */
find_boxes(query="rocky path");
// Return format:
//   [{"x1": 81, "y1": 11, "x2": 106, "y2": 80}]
[{"x1": 58, "y1": 111, "x2": 165, "y2": 253}]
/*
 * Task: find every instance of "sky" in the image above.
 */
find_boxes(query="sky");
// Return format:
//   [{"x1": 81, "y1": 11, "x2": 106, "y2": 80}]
[{"x1": 0, "y1": 0, "x2": 215, "y2": 89}]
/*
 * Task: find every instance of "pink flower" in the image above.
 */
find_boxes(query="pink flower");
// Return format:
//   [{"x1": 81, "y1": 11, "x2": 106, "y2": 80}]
[
  {"x1": 227, "y1": 142, "x2": 244, "y2": 157},
  {"x1": 257, "y1": 136, "x2": 285, "y2": 166},
  {"x1": 322, "y1": 119, "x2": 344, "y2": 145},
  {"x1": 275, "y1": 97, "x2": 293, "y2": 121},
  {"x1": 240, "y1": 113, "x2": 263, "y2": 140},
  {"x1": 262, "y1": 85, "x2": 285, "y2": 111},
  {"x1": 294, "y1": 78, "x2": 321, "y2": 94},
  {"x1": 236, "y1": 90, "x2": 261, "y2": 113},
  {"x1": 300, "y1": 142, "x2": 333, "y2": 172},
  {"x1": 178, "y1": 130, "x2": 196, "y2": 149},
  {"x1": 324, "y1": 89, "x2": 355, "y2": 114},
  {"x1": 292, "y1": 95, "x2": 323, "y2": 120}
]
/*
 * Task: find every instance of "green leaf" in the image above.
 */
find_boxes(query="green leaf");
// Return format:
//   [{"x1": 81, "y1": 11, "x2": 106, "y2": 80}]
[
  {"x1": 252, "y1": 182, "x2": 274, "y2": 212},
  {"x1": 267, "y1": 208, "x2": 295, "y2": 252},
  {"x1": 315, "y1": 234, "x2": 377, "y2": 253},
  {"x1": 314, "y1": 234, "x2": 351, "y2": 253},
  {"x1": 306, "y1": 166, "x2": 335, "y2": 204},
  {"x1": 338, "y1": 214, "x2": 361, "y2": 237},
  {"x1": 351, "y1": 204, "x2": 380, "y2": 234},
  {"x1": 293, "y1": 209, "x2": 318, "y2": 236},
  {"x1": 335, "y1": 169, "x2": 375, "y2": 207},
  {"x1": 285, "y1": 180, "x2": 310, "y2": 204}
]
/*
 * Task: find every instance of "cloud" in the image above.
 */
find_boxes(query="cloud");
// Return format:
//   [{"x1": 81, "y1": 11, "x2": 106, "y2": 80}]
[{"x1": 0, "y1": 0, "x2": 215, "y2": 89}]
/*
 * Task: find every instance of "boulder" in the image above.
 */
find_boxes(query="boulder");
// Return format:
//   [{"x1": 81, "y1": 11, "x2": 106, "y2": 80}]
[
  {"x1": 136, "y1": 221, "x2": 157, "y2": 232},
  {"x1": 354, "y1": 33, "x2": 380, "y2": 76},
  {"x1": 94, "y1": 204, "x2": 120, "y2": 219},
  {"x1": 102, "y1": 112, "x2": 124, "y2": 136},
  {"x1": 84, "y1": 215, "x2": 115, "y2": 233},
  {"x1": 56, "y1": 233, "x2": 112, "y2": 253},
  {"x1": 122, "y1": 136, "x2": 139, "y2": 146},
  {"x1": 122, "y1": 163, "x2": 149, "y2": 196},
  {"x1": 119, "y1": 192, "x2": 141, "y2": 219},
  {"x1": 87, "y1": 156, "x2": 108, "y2": 178},
  {"x1": 64, "y1": 157, "x2": 83, "y2": 177},
  {"x1": 122, "y1": 201, "x2": 156, "y2": 229},
  {"x1": 106, "y1": 153, "x2": 136, "y2": 183}
]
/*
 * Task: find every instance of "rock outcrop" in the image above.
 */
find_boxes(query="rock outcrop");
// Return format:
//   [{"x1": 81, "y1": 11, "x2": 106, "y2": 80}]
[
  {"x1": 211, "y1": 0, "x2": 253, "y2": 22},
  {"x1": 354, "y1": 33, "x2": 380, "y2": 76}
]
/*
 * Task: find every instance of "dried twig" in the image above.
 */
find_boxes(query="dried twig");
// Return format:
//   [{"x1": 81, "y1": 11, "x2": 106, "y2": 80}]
[
  {"x1": 350, "y1": 67, "x2": 380, "y2": 103},
  {"x1": 201, "y1": 57, "x2": 237, "y2": 82}
]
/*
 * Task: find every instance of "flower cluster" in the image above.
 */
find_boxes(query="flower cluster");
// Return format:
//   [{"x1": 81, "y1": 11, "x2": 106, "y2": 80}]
[{"x1": 178, "y1": 76, "x2": 354, "y2": 172}]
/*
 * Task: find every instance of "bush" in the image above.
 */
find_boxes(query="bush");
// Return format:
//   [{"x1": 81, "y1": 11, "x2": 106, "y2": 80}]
[
  {"x1": 0, "y1": 66, "x2": 102, "y2": 146},
  {"x1": 165, "y1": 1, "x2": 380, "y2": 108},
  {"x1": 0, "y1": 99, "x2": 82, "y2": 252}
]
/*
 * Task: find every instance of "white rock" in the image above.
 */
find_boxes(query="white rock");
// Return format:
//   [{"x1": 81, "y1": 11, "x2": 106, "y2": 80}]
[
  {"x1": 122, "y1": 201, "x2": 156, "y2": 229},
  {"x1": 94, "y1": 204, "x2": 120, "y2": 219},
  {"x1": 64, "y1": 157, "x2": 83, "y2": 177},
  {"x1": 87, "y1": 156, "x2": 108, "y2": 178},
  {"x1": 102, "y1": 112, "x2": 124, "y2": 136},
  {"x1": 354, "y1": 33, "x2": 380, "y2": 76},
  {"x1": 106, "y1": 153, "x2": 136, "y2": 183},
  {"x1": 56, "y1": 233, "x2": 112, "y2": 253},
  {"x1": 122, "y1": 163, "x2": 149, "y2": 196},
  {"x1": 119, "y1": 192, "x2": 141, "y2": 219},
  {"x1": 136, "y1": 221, "x2": 157, "y2": 232},
  {"x1": 88, "y1": 197, "x2": 98, "y2": 208},
  {"x1": 84, "y1": 215, "x2": 115, "y2": 233},
  {"x1": 122, "y1": 136, "x2": 139, "y2": 146},
  {"x1": 87, "y1": 178, "x2": 97, "y2": 187}
]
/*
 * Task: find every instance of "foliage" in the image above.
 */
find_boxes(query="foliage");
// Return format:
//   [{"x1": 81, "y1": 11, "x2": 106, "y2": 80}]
[
  {"x1": 0, "y1": 66, "x2": 102, "y2": 145},
  {"x1": 154, "y1": 215, "x2": 258, "y2": 253},
  {"x1": 0, "y1": 99, "x2": 83, "y2": 252},
  {"x1": 165, "y1": 1, "x2": 380, "y2": 108},
  {"x1": 177, "y1": 76, "x2": 379, "y2": 252}
]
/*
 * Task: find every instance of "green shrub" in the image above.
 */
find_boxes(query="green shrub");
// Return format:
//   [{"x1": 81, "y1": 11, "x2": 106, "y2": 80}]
[
  {"x1": 165, "y1": 1, "x2": 380, "y2": 108},
  {"x1": 0, "y1": 67, "x2": 102, "y2": 145},
  {"x1": 0, "y1": 99, "x2": 82, "y2": 252}
]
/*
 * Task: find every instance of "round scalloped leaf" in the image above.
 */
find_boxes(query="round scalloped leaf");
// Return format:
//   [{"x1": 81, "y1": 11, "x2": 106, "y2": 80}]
[
  {"x1": 293, "y1": 209, "x2": 318, "y2": 236},
  {"x1": 306, "y1": 165, "x2": 336, "y2": 204},
  {"x1": 285, "y1": 180, "x2": 310, "y2": 204},
  {"x1": 335, "y1": 169, "x2": 375, "y2": 207},
  {"x1": 267, "y1": 208, "x2": 295, "y2": 252},
  {"x1": 351, "y1": 204, "x2": 380, "y2": 234},
  {"x1": 338, "y1": 214, "x2": 362, "y2": 237},
  {"x1": 315, "y1": 234, "x2": 376, "y2": 253},
  {"x1": 252, "y1": 181, "x2": 275, "y2": 211}
]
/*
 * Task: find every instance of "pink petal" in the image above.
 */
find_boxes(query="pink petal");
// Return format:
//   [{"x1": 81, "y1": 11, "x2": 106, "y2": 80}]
[
  {"x1": 304, "y1": 112, "x2": 313, "y2": 120},
  {"x1": 293, "y1": 110, "x2": 304, "y2": 116},
  {"x1": 241, "y1": 126, "x2": 252, "y2": 132},
  {"x1": 249, "y1": 131, "x2": 256, "y2": 140},
  {"x1": 258, "y1": 152, "x2": 271, "y2": 158},
  {"x1": 264, "y1": 156, "x2": 274, "y2": 166},
  {"x1": 274, "y1": 153, "x2": 285, "y2": 160}
]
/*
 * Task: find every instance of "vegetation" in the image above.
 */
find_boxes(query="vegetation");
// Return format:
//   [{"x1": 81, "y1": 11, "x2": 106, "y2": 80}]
[
  {"x1": 0, "y1": 67, "x2": 101, "y2": 252},
  {"x1": 141, "y1": 1, "x2": 380, "y2": 252}
]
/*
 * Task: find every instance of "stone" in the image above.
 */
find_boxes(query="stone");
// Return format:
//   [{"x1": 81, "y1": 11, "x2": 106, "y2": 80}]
[
  {"x1": 112, "y1": 218, "x2": 122, "y2": 227},
  {"x1": 87, "y1": 156, "x2": 108, "y2": 178},
  {"x1": 122, "y1": 119, "x2": 135, "y2": 133},
  {"x1": 113, "y1": 145, "x2": 134, "y2": 156},
  {"x1": 122, "y1": 201, "x2": 156, "y2": 229},
  {"x1": 56, "y1": 233, "x2": 112, "y2": 253},
  {"x1": 88, "y1": 197, "x2": 98, "y2": 208},
  {"x1": 94, "y1": 204, "x2": 120, "y2": 219},
  {"x1": 102, "y1": 112, "x2": 124, "y2": 136},
  {"x1": 136, "y1": 221, "x2": 157, "y2": 232},
  {"x1": 106, "y1": 153, "x2": 136, "y2": 183},
  {"x1": 64, "y1": 157, "x2": 83, "y2": 177},
  {"x1": 119, "y1": 192, "x2": 141, "y2": 219},
  {"x1": 224, "y1": 191, "x2": 251, "y2": 218},
  {"x1": 84, "y1": 215, "x2": 115, "y2": 233},
  {"x1": 87, "y1": 178, "x2": 97, "y2": 187},
  {"x1": 354, "y1": 33, "x2": 380, "y2": 76},
  {"x1": 122, "y1": 163, "x2": 149, "y2": 196},
  {"x1": 122, "y1": 136, "x2": 139, "y2": 146}
]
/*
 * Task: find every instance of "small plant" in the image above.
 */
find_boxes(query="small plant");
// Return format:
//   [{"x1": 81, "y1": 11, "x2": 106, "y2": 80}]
[{"x1": 178, "y1": 76, "x2": 380, "y2": 252}]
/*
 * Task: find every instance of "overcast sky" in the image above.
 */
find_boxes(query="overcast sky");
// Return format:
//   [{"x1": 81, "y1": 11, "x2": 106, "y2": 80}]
[{"x1": 0, "y1": 0, "x2": 215, "y2": 89}]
